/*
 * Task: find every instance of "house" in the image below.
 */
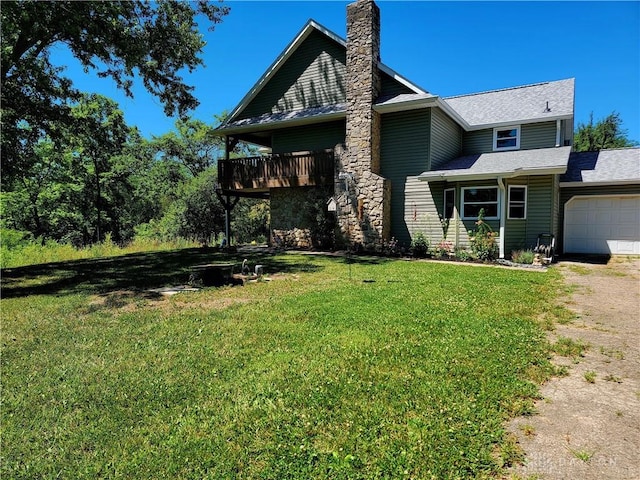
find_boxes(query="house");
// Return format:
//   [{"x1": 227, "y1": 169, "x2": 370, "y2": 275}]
[{"x1": 215, "y1": 0, "x2": 640, "y2": 257}]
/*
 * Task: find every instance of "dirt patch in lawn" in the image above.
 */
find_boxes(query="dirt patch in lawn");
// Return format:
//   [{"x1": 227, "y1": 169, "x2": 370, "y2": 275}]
[{"x1": 508, "y1": 256, "x2": 640, "y2": 479}]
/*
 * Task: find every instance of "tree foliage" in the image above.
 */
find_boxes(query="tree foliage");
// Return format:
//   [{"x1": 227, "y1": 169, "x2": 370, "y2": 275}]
[
  {"x1": 2, "y1": 94, "x2": 148, "y2": 245},
  {"x1": 573, "y1": 112, "x2": 638, "y2": 152},
  {"x1": 1, "y1": 0, "x2": 229, "y2": 179},
  {"x1": 151, "y1": 118, "x2": 225, "y2": 177}
]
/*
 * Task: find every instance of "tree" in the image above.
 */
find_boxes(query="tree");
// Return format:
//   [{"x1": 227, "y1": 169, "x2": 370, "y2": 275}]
[
  {"x1": 176, "y1": 168, "x2": 226, "y2": 246},
  {"x1": 574, "y1": 112, "x2": 638, "y2": 152},
  {"x1": 152, "y1": 118, "x2": 225, "y2": 176},
  {"x1": 1, "y1": 94, "x2": 150, "y2": 246},
  {"x1": 68, "y1": 94, "x2": 138, "y2": 243},
  {"x1": 1, "y1": 0, "x2": 229, "y2": 180}
]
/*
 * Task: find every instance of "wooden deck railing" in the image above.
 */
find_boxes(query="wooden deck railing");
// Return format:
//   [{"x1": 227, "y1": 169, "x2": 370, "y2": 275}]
[{"x1": 218, "y1": 149, "x2": 335, "y2": 192}]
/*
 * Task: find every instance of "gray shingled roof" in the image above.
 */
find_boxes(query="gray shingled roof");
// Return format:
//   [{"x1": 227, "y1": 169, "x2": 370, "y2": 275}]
[
  {"x1": 217, "y1": 104, "x2": 346, "y2": 134},
  {"x1": 419, "y1": 146, "x2": 572, "y2": 181},
  {"x1": 374, "y1": 93, "x2": 436, "y2": 109},
  {"x1": 561, "y1": 148, "x2": 640, "y2": 184},
  {"x1": 442, "y1": 79, "x2": 574, "y2": 129}
]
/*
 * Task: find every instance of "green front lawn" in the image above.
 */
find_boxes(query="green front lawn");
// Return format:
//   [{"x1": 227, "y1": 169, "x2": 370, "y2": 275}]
[{"x1": 1, "y1": 251, "x2": 561, "y2": 479}]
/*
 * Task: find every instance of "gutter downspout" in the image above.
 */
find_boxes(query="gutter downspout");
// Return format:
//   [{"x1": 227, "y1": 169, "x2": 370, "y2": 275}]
[
  {"x1": 555, "y1": 119, "x2": 561, "y2": 147},
  {"x1": 497, "y1": 177, "x2": 506, "y2": 259}
]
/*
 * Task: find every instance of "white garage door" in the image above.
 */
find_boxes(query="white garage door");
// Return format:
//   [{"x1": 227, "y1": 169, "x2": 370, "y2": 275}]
[{"x1": 564, "y1": 195, "x2": 640, "y2": 254}]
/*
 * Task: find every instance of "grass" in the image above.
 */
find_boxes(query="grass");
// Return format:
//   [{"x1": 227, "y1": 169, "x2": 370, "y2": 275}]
[
  {"x1": 566, "y1": 264, "x2": 592, "y2": 276},
  {"x1": 583, "y1": 371, "x2": 597, "y2": 383},
  {"x1": 1, "y1": 249, "x2": 564, "y2": 479},
  {"x1": 0, "y1": 236, "x2": 201, "y2": 269},
  {"x1": 567, "y1": 447, "x2": 595, "y2": 462},
  {"x1": 551, "y1": 336, "x2": 589, "y2": 360},
  {"x1": 604, "y1": 374, "x2": 623, "y2": 383}
]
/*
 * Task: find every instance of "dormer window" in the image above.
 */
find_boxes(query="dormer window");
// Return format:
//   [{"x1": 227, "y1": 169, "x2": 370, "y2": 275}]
[{"x1": 493, "y1": 126, "x2": 520, "y2": 151}]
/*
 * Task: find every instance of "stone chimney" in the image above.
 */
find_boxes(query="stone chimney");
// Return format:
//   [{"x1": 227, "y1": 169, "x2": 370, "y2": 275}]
[{"x1": 336, "y1": 0, "x2": 390, "y2": 249}]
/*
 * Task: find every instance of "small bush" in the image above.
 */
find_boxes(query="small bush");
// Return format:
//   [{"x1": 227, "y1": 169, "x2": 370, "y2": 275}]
[
  {"x1": 432, "y1": 240, "x2": 454, "y2": 258},
  {"x1": 0, "y1": 228, "x2": 34, "y2": 249},
  {"x1": 511, "y1": 249, "x2": 535, "y2": 264},
  {"x1": 454, "y1": 247, "x2": 474, "y2": 262},
  {"x1": 410, "y1": 232, "x2": 429, "y2": 258},
  {"x1": 468, "y1": 209, "x2": 498, "y2": 261}
]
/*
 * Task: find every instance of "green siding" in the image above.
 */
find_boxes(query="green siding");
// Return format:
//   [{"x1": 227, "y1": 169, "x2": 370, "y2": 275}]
[
  {"x1": 502, "y1": 175, "x2": 555, "y2": 254},
  {"x1": 462, "y1": 121, "x2": 559, "y2": 154},
  {"x1": 520, "y1": 122, "x2": 557, "y2": 150},
  {"x1": 404, "y1": 178, "x2": 447, "y2": 246},
  {"x1": 272, "y1": 121, "x2": 345, "y2": 153},
  {"x1": 240, "y1": 30, "x2": 346, "y2": 119},
  {"x1": 380, "y1": 109, "x2": 431, "y2": 246},
  {"x1": 380, "y1": 71, "x2": 415, "y2": 97},
  {"x1": 462, "y1": 129, "x2": 492, "y2": 155},
  {"x1": 237, "y1": 30, "x2": 416, "y2": 120},
  {"x1": 425, "y1": 177, "x2": 557, "y2": 256},
  {"x1": 504, "y1": 178, "x2": 528, "y2": 253},
  {"x1": 558, "y1": 184, "x2": 640, "y2": 253},
  {"x1": 430, "y1": 107, "x2": 462, "y2": 170}
]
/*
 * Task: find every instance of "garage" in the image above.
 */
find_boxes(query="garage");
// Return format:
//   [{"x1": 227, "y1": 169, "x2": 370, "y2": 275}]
[{"x1": 564, "y1": 195, "x2": 640, "y2": 254}]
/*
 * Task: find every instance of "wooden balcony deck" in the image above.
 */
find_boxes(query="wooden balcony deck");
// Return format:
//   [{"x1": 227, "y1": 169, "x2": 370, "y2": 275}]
[{"x1": 218, "y1": 149, "x2": 335, "y2": 193}]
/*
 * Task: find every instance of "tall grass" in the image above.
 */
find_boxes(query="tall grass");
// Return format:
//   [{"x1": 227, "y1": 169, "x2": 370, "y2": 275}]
[{"x1": 0, "y1": 234, "x2": 200, "y2": 269}]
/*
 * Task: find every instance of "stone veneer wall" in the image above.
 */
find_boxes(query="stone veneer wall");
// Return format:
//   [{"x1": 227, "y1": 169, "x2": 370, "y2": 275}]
[
  {"x1": 337, "y1": 0, "x2": 390, "y2": 250},
  {"x1": 270, "y1": 187, "x2": 313, "y2": 248},
  {"x1": 270, "y1": 186, "x2": 335, "y2": 249}
]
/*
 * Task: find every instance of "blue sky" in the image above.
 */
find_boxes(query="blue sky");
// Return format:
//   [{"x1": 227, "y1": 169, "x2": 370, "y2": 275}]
[{"x1": 56, "y1": 1, "x2": 640, "y2": 142}]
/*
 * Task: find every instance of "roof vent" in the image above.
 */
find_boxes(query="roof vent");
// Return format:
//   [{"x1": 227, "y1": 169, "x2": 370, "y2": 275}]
[{"x1": 544, "y1": 101, "x2": 551, "y2": 113}]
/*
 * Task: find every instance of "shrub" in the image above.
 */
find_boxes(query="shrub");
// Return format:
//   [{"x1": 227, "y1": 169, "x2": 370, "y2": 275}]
[
  {"x1": 454, "y1": 247, "x2": 473, "y2": 262},
  {"x1": 410, "y1": 232, "x2": 429, "y2": 258},
  {"x1": 0, "y1": 228, "x2": 34, "y2": 249},
  {"x1": 511, "y1": 249, "x2": 535, "y2": 264},
  {"x1": 432, "y1": 240, "x2": 454, "y2": 258},
  {"x1": 468, "y1": 209, "x2": 498, "y2": 261}
]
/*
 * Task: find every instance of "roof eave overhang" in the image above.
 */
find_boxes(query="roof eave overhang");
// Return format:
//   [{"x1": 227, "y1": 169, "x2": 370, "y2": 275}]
[
  {"x1": 418, "y1": 166, "x2": 567, "y2": 182},
  {"x1": 560, "y1": 179, "x2": 640, "y2": 188},
  {"x1": 374, "y1": 96, "x2": 438, "y2": 114},
  {"x1": 378, "y1": 63, "x2": 428, "y2": 95},
  {"x1": 215, "y1": 110, "x2": 346, "y2": 136},
  {"x1": 463, "y1": 114, "x2": 574, "y2": 132}
]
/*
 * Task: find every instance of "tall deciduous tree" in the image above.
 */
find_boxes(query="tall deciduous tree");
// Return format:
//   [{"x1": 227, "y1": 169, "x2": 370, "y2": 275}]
[
  {"x1": 574, "y1": 112, "x2": 638, "y2": 152},
  {"x1": 1, "y1": 0, "x2": 229, "y2": 180},
  {"x1": 1, "y1": 94, "x2": 149, "y2": 245},
  {"x1": 69, "y1": 94, "x2": 136, "y2": 243},
  {"x1": 152, "y1": 118, "x2": 224, "y2": 177}
]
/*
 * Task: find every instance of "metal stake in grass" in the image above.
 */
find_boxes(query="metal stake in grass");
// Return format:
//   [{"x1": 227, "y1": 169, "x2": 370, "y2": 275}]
[{"x1": 338, "y1": 171, "x2": 356, "y2": 282}]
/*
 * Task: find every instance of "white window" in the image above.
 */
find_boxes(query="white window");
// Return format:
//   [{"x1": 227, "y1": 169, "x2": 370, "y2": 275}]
[
  {"x1": 508, "y1": 185, "x2": 527, "y2": 219},
  {"x1": 444, "y1": 188, "x2": 455, "y2": 219},
  {"x1": 462, "y1": 187, "x2": 499, "y2": 219},
  {"x1": 493, "y1": 125, "x2": 520, "y2": 151}
]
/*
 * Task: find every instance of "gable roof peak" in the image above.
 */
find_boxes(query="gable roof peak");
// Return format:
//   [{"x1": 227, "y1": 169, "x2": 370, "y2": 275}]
[{"x1": 221, "y1": 17, "x2": 426, "y2": 128}]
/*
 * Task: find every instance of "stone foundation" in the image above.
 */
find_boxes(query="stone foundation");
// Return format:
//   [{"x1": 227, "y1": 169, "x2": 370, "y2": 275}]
[{"x1": 270, "y1": 186, "x2": 335, "y2": 249}]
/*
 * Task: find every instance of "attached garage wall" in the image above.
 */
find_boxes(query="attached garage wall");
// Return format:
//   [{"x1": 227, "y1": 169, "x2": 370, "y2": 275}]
[{"x1": 560, "y1": 185, "x2": 640, "y2": 254}]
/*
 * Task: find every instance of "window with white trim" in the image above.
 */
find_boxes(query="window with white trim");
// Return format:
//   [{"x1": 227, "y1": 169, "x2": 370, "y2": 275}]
[
  {"x1": 444, "y1": 188, "x2": 455, "y2": 220},
  {"x1": 493, "y1": 125, "x2": 520, "y2": 151},
  {"x1": 508, "y1": 185, "x2": 527, "y2": 219},
  {"x1": 462, "y1": 187, "x2": 499, "y2": 219}
]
